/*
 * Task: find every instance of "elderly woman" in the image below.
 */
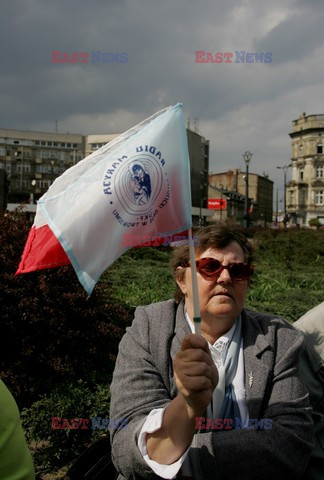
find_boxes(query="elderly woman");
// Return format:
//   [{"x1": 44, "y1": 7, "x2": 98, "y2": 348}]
[{"x1": 110, "y1": 223, "x2": 313, "y2": 480}]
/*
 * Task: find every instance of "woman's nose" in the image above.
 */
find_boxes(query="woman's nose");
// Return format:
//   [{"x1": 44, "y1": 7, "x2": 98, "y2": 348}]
[{"x1": 216, "y1": 266, "x2": 232, "y2": 284}]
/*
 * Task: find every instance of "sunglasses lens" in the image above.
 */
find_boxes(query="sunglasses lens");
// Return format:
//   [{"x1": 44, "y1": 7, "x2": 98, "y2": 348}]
[
  {"x1": 196, "y1": 258, "x2": 222, "y2": 278},
  {"x1": 229, "y1": 263, "x2": 253, "y2": 280}
]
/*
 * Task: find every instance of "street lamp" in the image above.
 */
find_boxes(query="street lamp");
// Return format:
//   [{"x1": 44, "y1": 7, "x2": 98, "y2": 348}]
[
  {"x1": 276, "y1": 164, "x2": 292, "y2": 225},
  {"x1": 242, "y1": 151, "x2": 253, "y2": 228},
  {"x1": 50, "y1": 160, "x2": 55, "y2": 185},
  {"x1": 30, "y1": 179, "x2": 36, "y2": 204},
  {"x1": 14, "y1": 147, "x2": 24, "y2": 190}
]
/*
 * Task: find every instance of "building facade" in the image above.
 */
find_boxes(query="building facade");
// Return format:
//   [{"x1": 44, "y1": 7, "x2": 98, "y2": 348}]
[
  {"x1": 186, "y1": 129, "x2": 210, "y2": 225},
  {"x1": 287, "y1": 113, "x2": 324, "y2": 227},
  {"x1": 208, "y1": 169, "x2": 273, "y2": 226},
  {"x1": 0, "y1": 128, "x2": 85, "y2": 203},
  {"x1": 0, "y1": 128, "x2": 210, "y2": 222}
]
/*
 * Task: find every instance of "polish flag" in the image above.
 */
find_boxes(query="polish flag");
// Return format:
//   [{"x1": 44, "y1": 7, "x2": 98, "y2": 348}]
[{"x1": 16, "y1": 104, "x2": 192, "y2": 294}]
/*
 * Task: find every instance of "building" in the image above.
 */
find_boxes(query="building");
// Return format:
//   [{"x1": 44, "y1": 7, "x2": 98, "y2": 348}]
[
  {"x1": 0, "y1": 128, "x2": 85, "y2": 204},
  {"x1": 186, "y1": 129, "x2": 210, "y2": 225},
  {"x1": 83, "y1": 133, "x2": 119, "y2": 158},
  {"x1": 287, "y1": 113, "x2": 324, "y2": 227},
  {"x1": 0, "y1": 128, "x2": 210, "y2": 223},
  {"x1": 208, "y1": 169, "x2": 273, "y2": 226}
]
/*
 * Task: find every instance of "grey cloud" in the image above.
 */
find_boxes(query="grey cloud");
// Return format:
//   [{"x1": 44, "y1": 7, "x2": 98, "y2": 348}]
[{"x1": 255, "y1": 9, "x2": 324, "y2": 64}]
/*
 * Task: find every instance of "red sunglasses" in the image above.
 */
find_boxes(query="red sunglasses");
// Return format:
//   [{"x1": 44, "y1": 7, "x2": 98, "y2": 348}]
[{"x1": 188, "y1": 257, "x2": 254, "y2": 282}]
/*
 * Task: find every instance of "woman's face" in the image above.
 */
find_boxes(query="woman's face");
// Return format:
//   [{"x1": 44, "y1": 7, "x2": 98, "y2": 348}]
[{"x1": 176, "y1": 241, "x2": 248, "y2": 326}]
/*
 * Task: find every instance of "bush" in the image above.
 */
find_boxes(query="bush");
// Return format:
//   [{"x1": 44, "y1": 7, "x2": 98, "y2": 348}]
[
  {"x1": 308, "y1": 217, "x2": 321, "y2": 229},
  {"x1": 0, "y1": 210, "x2": 132, "y2": 408},
  {"x1": 21, "y1": 381, "x2": 111, "y2": 474}
]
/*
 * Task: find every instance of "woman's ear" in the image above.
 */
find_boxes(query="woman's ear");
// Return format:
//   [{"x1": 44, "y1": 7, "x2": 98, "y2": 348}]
[{"x1": 175, "y1": 266, "x2": 187, "y2": 295}]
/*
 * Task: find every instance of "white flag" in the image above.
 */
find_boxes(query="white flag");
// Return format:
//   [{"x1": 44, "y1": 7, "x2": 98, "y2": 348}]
[{"x1": 17, "y1": 103, "x2": 192, "y2": 294}]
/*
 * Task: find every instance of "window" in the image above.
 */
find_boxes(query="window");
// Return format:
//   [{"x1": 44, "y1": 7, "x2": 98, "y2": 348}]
[
  {"x1": 6, "y1": 162, "x2": 11, "y2": 174},
  {"x1": 60, "y1": 143, "x2": 66, "y2": 148},
  {"x1": 67, "y1": 143, "x2": 71, "y2": 148},
  {"x1": 315, "y1": 190, "x2": 324, "y2": 205},
  {"x1": 59, "y1": 152, "x2": 65, "y2": 161},
  {"x1": 317, "y1": 144, "x2": 323, "y2": 154},
  {"x1": 40, "y1": 150, "x2": 58, "y2": 160},
  {"x1": 0, "y1": 161, "x2": 4, "y2": 169},
  {"x1": 289, "y1": 191, "x2": 295, "y2": 205},
  {"x1": 16, "y1": 162, "x2": 31, "y2": 173},
  {"x1": 299, "y1": 170, "x2": 304, "y2": 181},
  {"x1": 72, "y1": 143, "x2": 78, "y2": 148},
  {"x1": 53, "y1": 142, "x2": 58, "y2": 147},
  {"x1": 39, "y1": 180, "x2": 51, "y2": 189},
  {"x1": 300, "y1": 189, "x2": 307, "y2": 206},
  {"x1": 41, "y1": 141, "x2": 46, "y2": 146},
  {"x1": 47, "y1": 141, "x2": 53, "y2": 146},
  {"x1": 35, "y1": 140, "x2": 40, "y2": 145},
  {"x1": 299, "y1": 144, "x2": 304, "y2": 155},
  {"x1": 316, "y1": 165, "x2": 324, "y2": 178},
  {"x1": 0, "y1": 147, "x2": 5, "y2": 156},
  {"x1": 36, "y1": 165, "x2": 51, "y2": 174}
]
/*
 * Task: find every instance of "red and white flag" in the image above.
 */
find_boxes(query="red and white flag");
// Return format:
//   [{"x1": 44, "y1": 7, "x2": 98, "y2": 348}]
[{"x1": 16, "y1": 104, "x2": 192, "y2": 294}]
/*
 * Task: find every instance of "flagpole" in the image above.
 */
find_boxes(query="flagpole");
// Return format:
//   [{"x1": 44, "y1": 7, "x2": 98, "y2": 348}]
[{"x1": 188, "y1": 228, "x2": 201, "y2": 335}]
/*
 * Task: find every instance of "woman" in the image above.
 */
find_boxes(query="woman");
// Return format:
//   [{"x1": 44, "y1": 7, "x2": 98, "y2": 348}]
[{"x1": 110, "y1": 223, "x2": 313, "y2": 479}]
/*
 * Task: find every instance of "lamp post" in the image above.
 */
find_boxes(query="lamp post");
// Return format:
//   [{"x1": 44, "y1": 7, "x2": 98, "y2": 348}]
[
  {"x1": 242, "y1": 151, "x2": 253, "y2": 228},
  {"x1": 14, "y1": 147, "x2": 24, "y2": 191},
  {"x1": 275, "y1": 187, "x2": 279, "y2": 226},
  {"x1": 30, "y1": 179, "x2": 36, "y2": 204},
  {"x1": 50, "y1": 160, "x2": 55, "y2": 185},
  {"x1": 276, "y1": 164, "x2": 292, "y2": 226}
]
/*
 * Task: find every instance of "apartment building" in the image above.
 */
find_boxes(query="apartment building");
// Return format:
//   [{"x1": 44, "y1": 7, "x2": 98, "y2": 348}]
[{"x1": 287, "y1": 113, "x2": 324, "y2": 226}]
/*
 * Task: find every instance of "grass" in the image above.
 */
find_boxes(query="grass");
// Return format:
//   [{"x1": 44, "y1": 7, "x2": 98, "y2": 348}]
[{"x1": 101, "y1": 229, "x2": 324, "y2": 323}]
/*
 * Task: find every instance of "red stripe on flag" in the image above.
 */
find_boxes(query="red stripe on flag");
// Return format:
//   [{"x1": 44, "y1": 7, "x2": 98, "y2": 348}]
[{"x1": 16, "y1": 224, "x2": 70, "y2": 275}]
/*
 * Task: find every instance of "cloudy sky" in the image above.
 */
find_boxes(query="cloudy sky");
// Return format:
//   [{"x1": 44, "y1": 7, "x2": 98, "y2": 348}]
[{"x1": 1, "y1": 0, "x2": 324, "y2": 201}]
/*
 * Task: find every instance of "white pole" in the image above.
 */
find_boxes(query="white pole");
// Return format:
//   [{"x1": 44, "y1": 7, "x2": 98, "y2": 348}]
[{"x1": 188, "y1": 228, "x2": 201, "y2": 335}]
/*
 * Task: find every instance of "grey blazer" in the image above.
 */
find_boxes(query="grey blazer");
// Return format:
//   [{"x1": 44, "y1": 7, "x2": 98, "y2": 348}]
[{"x1": 110, "y1": 299, "x2": 313, "y2": 480}]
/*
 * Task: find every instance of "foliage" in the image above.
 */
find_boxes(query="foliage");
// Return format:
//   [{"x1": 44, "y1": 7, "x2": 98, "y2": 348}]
[
  {"x1": 0, "y1": 210, "x2": 132, "y2": 408},
  {"x1": 101, "y1": 246, "x2": 175, "y2": 308},
  {"x1": 308, "y1": 217, "x2": 321, "y2": 229},
  {"x1": 21, "y1": 381, "x2": 111, "y2": 474}
]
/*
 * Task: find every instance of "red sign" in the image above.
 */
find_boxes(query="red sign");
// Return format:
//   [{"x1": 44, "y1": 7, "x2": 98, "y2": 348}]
[{"x1": 208, "y1": 198, "x2": 227, "y2": 210}]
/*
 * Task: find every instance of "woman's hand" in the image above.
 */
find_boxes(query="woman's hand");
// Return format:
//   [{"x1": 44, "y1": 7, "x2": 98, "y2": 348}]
[{"x1": 173, "y1": 333, "x2": 219, "y2": 417}]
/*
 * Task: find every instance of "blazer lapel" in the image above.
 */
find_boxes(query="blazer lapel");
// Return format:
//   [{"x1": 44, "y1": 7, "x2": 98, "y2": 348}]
[{"x1": 242, "y1": 310, "x2": 274, "y2": 419}]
